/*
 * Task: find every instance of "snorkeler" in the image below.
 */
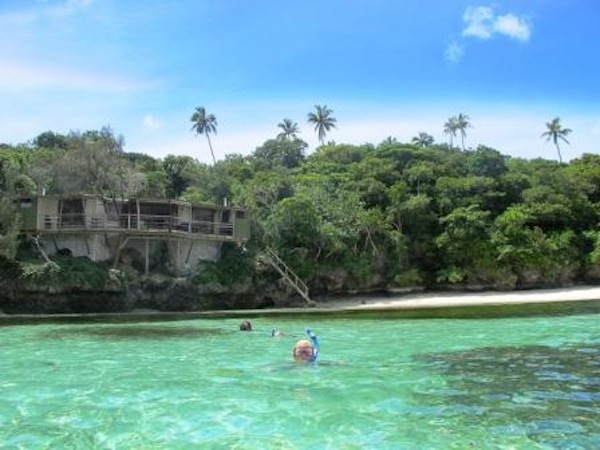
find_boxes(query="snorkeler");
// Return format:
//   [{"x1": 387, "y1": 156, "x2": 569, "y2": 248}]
[
  {"x1": 293, "y1": 328, "x2": 319, "y2": 363},
  {"x1": 239, "y1": 320, "x2": 252, "y2": 331}
]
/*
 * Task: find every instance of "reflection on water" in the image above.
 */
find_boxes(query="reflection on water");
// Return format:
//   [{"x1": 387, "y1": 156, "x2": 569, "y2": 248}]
[{"x1": 416, "y1": 343, "x2": 600, "y2": 448}]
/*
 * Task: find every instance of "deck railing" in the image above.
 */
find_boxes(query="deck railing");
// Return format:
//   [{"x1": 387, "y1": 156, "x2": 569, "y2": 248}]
[{"x1": 39, "y1": 213, "x2": 235, "y2": 237}]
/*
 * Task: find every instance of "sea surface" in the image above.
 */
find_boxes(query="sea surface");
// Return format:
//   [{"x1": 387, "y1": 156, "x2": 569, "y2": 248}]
[{"x1": 1, "y1": 312, "x2": 599, "y2": 449}]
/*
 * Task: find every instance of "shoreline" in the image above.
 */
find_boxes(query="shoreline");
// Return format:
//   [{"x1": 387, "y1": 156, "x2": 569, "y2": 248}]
[
  {"x1": 1, "y1": 286, "x2": 600, "y2": 322},
  {"x1": 316, "y1": 285, "x2": 600, "y2": 310}
]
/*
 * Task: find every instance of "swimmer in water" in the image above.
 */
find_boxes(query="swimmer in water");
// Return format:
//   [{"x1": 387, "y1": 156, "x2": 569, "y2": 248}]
[
  {"x1": 293, "y1": 328, "x2": 319, "y2": 363},
  {"x1": 239, "y1": 320, "x2": 252, "y2": 331}
]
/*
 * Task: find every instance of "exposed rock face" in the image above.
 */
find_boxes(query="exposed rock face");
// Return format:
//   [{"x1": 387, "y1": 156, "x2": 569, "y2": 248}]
[
  {"x1": 583, "y1": 264, "x2": 600, "y2": 282},
  {"x1": 127, "y1": 276, "x2": 259, "y2": 311},
  {"x1": 0, "y1": 275, "x2": 300, "y2": 314},
  {"x1": 1, "y1": 264, "x2": 597, "y2": 315},
  {"x1": 0, "y1": 291, "x2": 132, "y2": 314},
  {"x1": 311, "y1": 268, "x2": 387, "y2": 295}
]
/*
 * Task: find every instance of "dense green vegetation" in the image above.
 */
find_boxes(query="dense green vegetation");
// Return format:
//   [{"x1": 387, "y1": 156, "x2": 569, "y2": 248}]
[{"x1": 1, "y1": 116, "x2": 599, "y2": 297}]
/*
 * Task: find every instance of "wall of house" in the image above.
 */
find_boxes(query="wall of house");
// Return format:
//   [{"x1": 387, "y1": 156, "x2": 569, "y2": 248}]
[
  {"x1": 42, "y1": 233, "x2": 221, "y2": 274},
  {"x1": 38, "y1": 198, "x2": 60, "y2": 229},
  {"x1": 167, "y1": 239, "x2": 221, "y2": 276},
  {"x1": 44, "y1": 234, "x2": 112, "y2": 261},
  {"x1": 83, "y1": 198, "x2": 106, "y2": 227}
]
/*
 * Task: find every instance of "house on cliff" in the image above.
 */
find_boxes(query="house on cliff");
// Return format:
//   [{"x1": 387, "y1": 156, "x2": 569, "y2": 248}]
[{"x1": 17, "y1": 195, "x2": 250, "y2": 276}]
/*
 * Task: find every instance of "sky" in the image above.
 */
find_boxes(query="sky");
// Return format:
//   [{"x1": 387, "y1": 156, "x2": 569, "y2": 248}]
[{"x1": 1, "y1": 0, "x2": 599, "y2": 164}]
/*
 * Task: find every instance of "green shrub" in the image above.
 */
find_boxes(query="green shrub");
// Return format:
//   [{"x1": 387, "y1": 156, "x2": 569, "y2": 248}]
[
  {"x1": 193, "y1": 243, "x2": 255, "y2": 285},
  {"x1": 393, "y1": 268, "x2": 423, "y2": 287}
]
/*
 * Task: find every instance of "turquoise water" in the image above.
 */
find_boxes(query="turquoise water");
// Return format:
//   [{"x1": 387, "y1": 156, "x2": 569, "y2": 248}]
[{"x1": 1, "y1": 313, "x2": 599, "y2": 449}]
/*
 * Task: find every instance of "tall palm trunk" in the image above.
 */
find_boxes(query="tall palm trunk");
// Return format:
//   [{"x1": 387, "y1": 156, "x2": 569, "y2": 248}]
[
  {"x1": 206, "y1": 134, "x2": 216, "y2": 165},
  {"x1": 555, "y1": 142, "x2": 563, "y2": 164}
]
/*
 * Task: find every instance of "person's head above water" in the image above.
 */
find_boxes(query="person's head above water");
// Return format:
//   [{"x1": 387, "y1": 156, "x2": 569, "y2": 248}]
[
  {"x1": 293, "y1": 340, "x2": 315, "y2": 362},
  {"x1": 293, "y1": 328, "x2": 319, "y2": 362},
  {"x1": 239, "y1": 320, "x2": 252, "y2": 331}
]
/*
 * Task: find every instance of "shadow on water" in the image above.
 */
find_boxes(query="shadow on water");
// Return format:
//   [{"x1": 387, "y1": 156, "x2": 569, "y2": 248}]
[
  {"x1": 415, "y1": 343, "x2": 600, "y2": 447},
  {"x1": 0, "y1": 313, "x2": 208, "y2": 327},
  {"x1": 41, "y1": 325, "x2": 227, "y2": 340}
]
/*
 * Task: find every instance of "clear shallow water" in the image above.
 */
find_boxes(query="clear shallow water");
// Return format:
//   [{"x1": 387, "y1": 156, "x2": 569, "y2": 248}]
[{"x1": 1, "y1": 313, "x2": 599, "y2": 449}]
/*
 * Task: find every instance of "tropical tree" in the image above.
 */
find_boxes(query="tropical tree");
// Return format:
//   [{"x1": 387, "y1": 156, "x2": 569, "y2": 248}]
[
  {"x1": 541, "y1": 117, "x2": 571, "y2": 164},
  {"x1": 436, "y1": 205, "x2": 493, "y2": 283},
  {"x1": 307, "y1": 105, "x2": 337, "y2": 145},
  {"x1": 162, "y1": 155, "x2": 196, "y2": 198},
  {"x1": 277, "y1": 119, "x2": 299, "y2": 140},
  {"x1": 411, "y1": 132, "x2": 434, "y2": 148},
  {"x1": 455, "y1": 113, "x2": 471, "y2": 151},
  {"x1": 0, "y1": 194, "x2": 21, "y2": 260},
  {"x1": 443, "y1": 116, "x2": 458, "y2": 147},
  {"x1": 52, "y1": 127, "x2": 141, "y2": 199},
  {"x1": 252, "y1": 138, "x2": 307, "y2": 170},
  {"x1": 33, "y1": 131, "x2": 69, "y2": 150},
  {"x1": 190, "y1": 106, "x2": 218, "y2": 164}
]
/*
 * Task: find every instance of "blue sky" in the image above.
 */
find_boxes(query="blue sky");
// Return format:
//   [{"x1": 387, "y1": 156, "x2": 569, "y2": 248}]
[{"x1": 1, "y1": 0, "x2": 598, "y2": 163}]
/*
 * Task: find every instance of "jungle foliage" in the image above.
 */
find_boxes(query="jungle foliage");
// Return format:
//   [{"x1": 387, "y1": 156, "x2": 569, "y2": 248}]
[{"x1": 1, "y1": 125, "x2": 599, "y2": 292}]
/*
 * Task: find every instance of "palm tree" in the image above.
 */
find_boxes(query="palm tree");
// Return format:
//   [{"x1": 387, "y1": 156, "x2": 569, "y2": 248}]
[
  {"x1": 277, "y1": 118, "x2": 299, "y2": 140},
  {"x1": 411, "y1": 132, "x2": 434, "y2": 148},
  {"x1": 307, "y1": 105, "x2": 337, "y2": 145},
  {"x1": 190, "y1": 106, "x2": 217, "y2": 164},
  {"x1": 443, "y1": 116, "x2": 458, "y2": 147},
  {"x1": 541, "y1": 117, "x2": 571, "y2": 164},
  {"x1": 455, "y1": 113, "x2": 471, "y2": 151}
]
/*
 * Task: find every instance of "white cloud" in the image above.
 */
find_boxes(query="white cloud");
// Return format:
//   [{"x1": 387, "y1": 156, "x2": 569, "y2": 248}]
[
  {"x1": 463, "y1": 5, "x2": 531, "y2": 42},
  {"x1": 0, "y1": 60, "x2": 157, "y2": 92},
  {"x1": 444, "y1": 42, "x2": 464, "y2": 64},
  {"x1": 494, "y1": 14, "x2": 531, "y2": 42},
  {"x1": 463, "y1": 6, "x2": 494, "y2": 39},
  {"x1": 143, "y1": 115, "x2": 161, "y2": 131},
  {"x1": 1, "y1": 0, "x2": 93, "y2": 27}
]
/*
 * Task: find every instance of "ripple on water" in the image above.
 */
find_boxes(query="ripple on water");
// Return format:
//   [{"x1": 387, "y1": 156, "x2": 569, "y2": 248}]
[
  {"x1": 0, "y1": 314, "x2": 599, "y2": 448},
  {"x1": 415, "y1": 341, "x2": 600, "y2": 447}
]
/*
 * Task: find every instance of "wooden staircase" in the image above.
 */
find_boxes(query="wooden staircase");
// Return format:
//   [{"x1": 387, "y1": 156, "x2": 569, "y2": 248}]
[{"x1": 262, "y1": 247, "x2": 312, "y2": 305}]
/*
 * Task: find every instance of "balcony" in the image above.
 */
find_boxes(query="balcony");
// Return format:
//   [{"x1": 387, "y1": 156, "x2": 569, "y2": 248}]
[{"x1": 36, "y1": 213, "x2": 239, "y2": 241}]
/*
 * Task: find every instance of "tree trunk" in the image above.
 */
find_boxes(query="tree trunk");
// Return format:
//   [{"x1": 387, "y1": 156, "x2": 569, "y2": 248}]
[{"x1": 206, "y1": 134, "x2": 216, "y2": 165}]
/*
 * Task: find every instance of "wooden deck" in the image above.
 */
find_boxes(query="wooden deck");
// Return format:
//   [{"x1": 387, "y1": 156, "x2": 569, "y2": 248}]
[{"x1": 23, "y1": 213, "x2": 245, "y2": 243}]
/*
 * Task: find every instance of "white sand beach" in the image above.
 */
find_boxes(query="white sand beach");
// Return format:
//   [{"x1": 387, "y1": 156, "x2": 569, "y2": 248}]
[
  {"x1": 314, "y1": 285, "x2": 600, "y2": 312},
  {"x1": 1, "y1": 286, "x2": 599, "y2": 320}
]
